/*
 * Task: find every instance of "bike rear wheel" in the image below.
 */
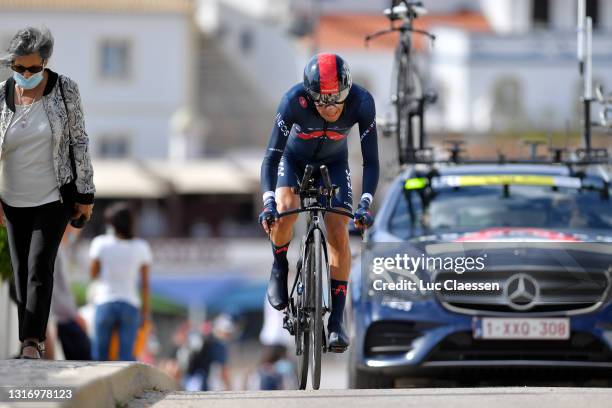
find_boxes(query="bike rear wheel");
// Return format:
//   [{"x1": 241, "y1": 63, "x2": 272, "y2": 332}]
[{"x1": 309, "y1": 228, "x2": 324, "y2": 390}]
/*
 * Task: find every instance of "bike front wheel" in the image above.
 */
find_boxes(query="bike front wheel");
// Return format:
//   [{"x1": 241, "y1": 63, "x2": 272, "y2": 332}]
[
  {"x1": 309, "y1": 228, "x2": 324, "y2": 390},
  {"x1": 296, "y1": 260, "x2": 310, "y2": 390}
]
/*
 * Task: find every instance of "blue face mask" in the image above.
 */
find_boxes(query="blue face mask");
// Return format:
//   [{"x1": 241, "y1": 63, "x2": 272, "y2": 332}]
[{"x1": 13, "y1": 71, "x2": 44, "y2": 90}]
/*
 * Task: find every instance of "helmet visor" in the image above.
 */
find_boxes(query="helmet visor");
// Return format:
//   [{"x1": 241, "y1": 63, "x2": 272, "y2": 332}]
[{"x1": 309, "y1": 87, "x2": 350, "y2": 105}]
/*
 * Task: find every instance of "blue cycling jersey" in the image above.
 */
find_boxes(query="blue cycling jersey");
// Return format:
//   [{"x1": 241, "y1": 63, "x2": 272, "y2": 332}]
[{"x1": 260, "y1": 83, "x2": 380, "y2": 200}]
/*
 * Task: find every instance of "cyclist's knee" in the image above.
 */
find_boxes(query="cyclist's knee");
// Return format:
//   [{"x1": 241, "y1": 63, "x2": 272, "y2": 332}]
[
  {"x1": 272, "y1": 187, "x2": 299, "y2": 233},
  {"x1": 275, "y1": 187, "x2": 298, "y2": 212},
  {"x1": 274, "y1": 213, "x2": 298, "y2": 232}
]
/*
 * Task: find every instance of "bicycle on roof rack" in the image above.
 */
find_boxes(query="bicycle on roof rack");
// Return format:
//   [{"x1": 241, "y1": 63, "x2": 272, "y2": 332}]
[
  {"x1": 277, "y1": 164, "x2": 354, "y2": 390},
  {"x1": 389, "y1": 4, "x2": 612, "y2": 169},
  {"x1": 369, "y1": 0, "x2": 609, "y2": 170},
  {"x1": 366, "y1": 0, "x2": 437, "y2": 165}
]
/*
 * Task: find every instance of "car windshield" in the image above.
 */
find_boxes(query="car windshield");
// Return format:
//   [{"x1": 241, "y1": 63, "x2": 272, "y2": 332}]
[{"x1": 388, "y1": 184, "x2": 612, "y2": 239}]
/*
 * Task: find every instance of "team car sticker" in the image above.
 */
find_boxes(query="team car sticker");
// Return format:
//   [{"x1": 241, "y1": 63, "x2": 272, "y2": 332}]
[
  {"x1": 404, "y1": 175, "x2": 583, "y2": 190},
  {"x1": 433, "y1": 175, "x2": 582, "y2": 188},
  {"x1": 404, "y1": 177, "x2": 428, "y2": 190},
  {"x1": 404, "y1": 174, "x2": 582, "y2": 190}
]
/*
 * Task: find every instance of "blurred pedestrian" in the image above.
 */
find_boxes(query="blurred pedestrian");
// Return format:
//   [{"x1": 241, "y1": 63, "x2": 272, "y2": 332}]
[
  {"x1": 183, "y1": 314, "x2": 234, "y2": 391},
  {"x1": 245, "y1": 345, "x2": 297, "y2": 390},
  {"x1": 0, "y1": 27, "x2": 95, "y2": 359},
  {"x1": 50, "y1": 225, "x2": 91, "y2": 360},
  {"x1": 244, "y1": 300, "x2": 296, "y2": 389},
  {"x1": 89, "y1": 203, "x2": 151, "y2": 361}
]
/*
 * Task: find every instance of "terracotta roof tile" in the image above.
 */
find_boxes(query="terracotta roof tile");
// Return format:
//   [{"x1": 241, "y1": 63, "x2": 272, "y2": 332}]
[{"x1": 302, "y1": 11, "x2": 491, "y2": 52}]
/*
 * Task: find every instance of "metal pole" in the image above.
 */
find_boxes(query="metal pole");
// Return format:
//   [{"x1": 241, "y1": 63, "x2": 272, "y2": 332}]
[
  {"x1": 577, "y1": 0, "x2": 585, "y2": 74},
  {"x1": 418, "y1": 98, "x2": 425, "y2": 149},
  {"x1": 583, "y1": 17, "x2": 592, "y2": 151},
  {"x1": 585, "y1": 18, "x2": 592, "y2": 100}
]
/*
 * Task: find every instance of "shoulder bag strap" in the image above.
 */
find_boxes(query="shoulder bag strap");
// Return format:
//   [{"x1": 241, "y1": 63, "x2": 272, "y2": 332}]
[{"x1": 57, "y1": 77, "x2": 77, "y2": 179}]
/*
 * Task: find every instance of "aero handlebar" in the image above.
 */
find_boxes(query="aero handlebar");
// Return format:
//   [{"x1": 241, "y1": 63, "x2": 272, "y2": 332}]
[
  {"x1": 277, "y1": 206, "x2": 353, "y2": 220},
  {"x1": 320, "y1": 165, "x2": 333, "y2": 191},
  {"x1": 278, "y1": 164, "x2": 354, "y2": 220}
]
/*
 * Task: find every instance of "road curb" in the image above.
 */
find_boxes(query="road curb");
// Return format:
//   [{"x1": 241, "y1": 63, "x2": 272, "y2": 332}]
[
  {"x1": 64, "y1": 363, "x2": 178, "y2": 408},
  {"x1": 0, "y1": 361, "x2": 177, "y2": 408}
]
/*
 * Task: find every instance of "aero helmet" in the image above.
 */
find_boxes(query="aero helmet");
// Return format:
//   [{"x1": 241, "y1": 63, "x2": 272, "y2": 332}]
[{"x1": 303, "y1": 53, "x2": 352, "y2": 104}]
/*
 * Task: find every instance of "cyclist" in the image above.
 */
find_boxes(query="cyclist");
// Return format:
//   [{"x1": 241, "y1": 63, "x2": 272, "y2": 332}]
[{"x1": 259, "y1": 53, "x2": 379, "y2": 352}]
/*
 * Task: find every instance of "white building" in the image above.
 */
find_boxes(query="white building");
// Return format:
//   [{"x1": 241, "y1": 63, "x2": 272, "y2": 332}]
[
  {"x1": 432, "y1": 0, "x2": 612, "y2": 134},
  {"x1": 431, "y1": 28, "x2": 612, "y2": 134},
  {"x1": 200, "y1": 0, "x2": 612, "y2": 140},
  {"x1": 0, "y1": 0, "x2": 196, "y2": 159}
]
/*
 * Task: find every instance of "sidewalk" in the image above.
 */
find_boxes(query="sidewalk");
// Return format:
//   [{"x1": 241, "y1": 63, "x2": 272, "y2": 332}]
[{"x1": 0, "y1": 360, "x2": 178, "y2": 408}]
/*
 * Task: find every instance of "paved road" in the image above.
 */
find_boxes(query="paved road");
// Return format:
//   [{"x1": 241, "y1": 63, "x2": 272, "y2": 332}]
[
  {"x1": 133, "y1": 387, "x2": 612, "y2": 408},
  {"x1": 223, "y1": 343, "x2": 349, "y2": 390}
]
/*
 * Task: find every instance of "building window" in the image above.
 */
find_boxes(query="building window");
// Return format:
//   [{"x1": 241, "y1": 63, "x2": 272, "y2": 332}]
[
  {"x1": 586, "y1": 0, "x2": 599, "y2": 29},
  {"x1": 532, "y1": 0, "x2": 550, "y2": 28},
  {"x1": 98, "y1": 136, "x2": 130, "y2": 158},
  {"x1": 99, "y1": 39, "x2": 131, "y2": 79}
]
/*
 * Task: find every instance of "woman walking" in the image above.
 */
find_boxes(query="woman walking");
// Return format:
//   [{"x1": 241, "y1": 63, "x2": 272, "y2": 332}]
[
  {"x1": 0, "y1": 27, "x2": 95, "y2": 359},
  {"x1": 89, "y1": 203, "x2": 151, "y2": 361}
]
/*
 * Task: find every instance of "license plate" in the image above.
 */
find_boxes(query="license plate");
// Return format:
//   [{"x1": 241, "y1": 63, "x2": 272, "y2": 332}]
[{"x1": 473, "y1": 317, "x2": 570, "y2": 340}]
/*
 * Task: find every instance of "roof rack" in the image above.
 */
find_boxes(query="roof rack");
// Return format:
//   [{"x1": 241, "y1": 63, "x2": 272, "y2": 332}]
[{"x1": 399, "y1": 147, "x2": 610, "y2": 167}]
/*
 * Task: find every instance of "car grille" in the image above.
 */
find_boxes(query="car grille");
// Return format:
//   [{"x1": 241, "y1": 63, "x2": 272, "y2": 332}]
[
  {"x1": 364, "y1": 321, "x2": 437, "y2": 356},
  {"x1": 426, "y1": 331, "x2": 612, "y2": 362},
  {"x1": 435, "y1": 268, "x2": 609, "y2": 315}
]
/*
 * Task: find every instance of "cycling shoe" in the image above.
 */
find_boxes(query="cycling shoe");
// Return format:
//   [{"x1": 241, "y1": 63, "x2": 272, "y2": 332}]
[
  {"x1": 328, "y1": 323, "x2": 349, "y2": 353},
  {"x1": 267, "y1": 265, "x2": 288, "y2": 310}
]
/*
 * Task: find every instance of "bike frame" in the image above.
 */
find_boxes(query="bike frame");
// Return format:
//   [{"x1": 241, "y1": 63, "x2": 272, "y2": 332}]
[{"x1": 282, "y1": 196, "x2": 352, "y2": 318}]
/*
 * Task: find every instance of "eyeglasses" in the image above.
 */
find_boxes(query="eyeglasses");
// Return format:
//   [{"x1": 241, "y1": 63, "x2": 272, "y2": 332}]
[
  {"x1": 313, "y1": 93, "x2": 348, "y2": 107},
  {"x1": 314, "y1": 100, "x2": 345, "y2": 107},
  {"x1": 10, "y1": 64, "x2": 44, "y2": 74},
  {"x1": 310, "y1": 88, "x2": 350, "y2": 107}
]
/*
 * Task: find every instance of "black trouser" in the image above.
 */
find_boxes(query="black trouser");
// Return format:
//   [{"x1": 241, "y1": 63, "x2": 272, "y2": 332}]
[{"x1": 3, "y1": 200, "x2": 72, "y2": 342}]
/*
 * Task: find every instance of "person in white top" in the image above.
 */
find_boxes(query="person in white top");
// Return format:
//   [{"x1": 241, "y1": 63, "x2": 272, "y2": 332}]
[{"x1": 89, "y1": 202, "x2": 152, "y2": 361}]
